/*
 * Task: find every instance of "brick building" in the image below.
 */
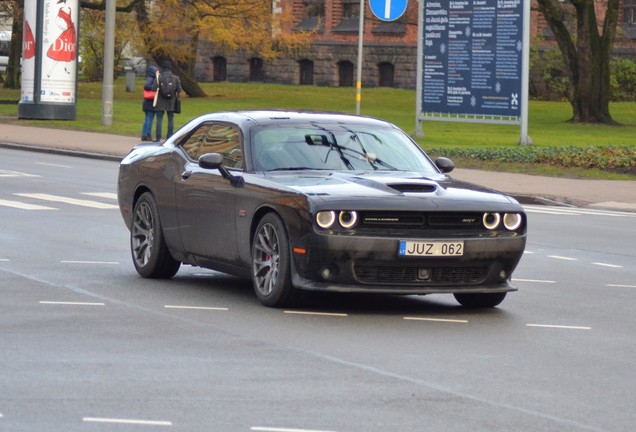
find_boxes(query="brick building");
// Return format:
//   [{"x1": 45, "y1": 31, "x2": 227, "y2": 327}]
[{"x1": 194, "y1": 0, "x2": 636, "y2": 89}]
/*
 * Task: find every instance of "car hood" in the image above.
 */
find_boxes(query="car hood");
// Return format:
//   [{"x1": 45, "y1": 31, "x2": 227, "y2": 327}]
[{"x1": 262, "y1": 171, "x2": 520, "y2": 211}]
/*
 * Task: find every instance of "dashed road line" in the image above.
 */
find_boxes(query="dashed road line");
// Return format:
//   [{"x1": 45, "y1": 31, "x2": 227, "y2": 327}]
[
  {"x1": 0, "y1": 198, "x2": 56, "y2": 210},
  {"x1": 14, "y1": 193, "x2": 119, "y2": 209},
  {"x1": 607, "y1": 284, "x2": 636, "y2": 288},
  {"x1": 60, "y1": 260, "x2": 119, "y2": 265},
  {"x1": 35, "y1": 162, "x2": 72, "y2": 168},
  {"x1": 83, "y1": 417, "x2": 172, "y2": 426},
  {"x1": 548, "y1": 255, "x2": 577, "y2": 261},
  {"x1": 592, "y1": 262, "x2": 623, "y2": 268},
  {"x1": 404, "y1": 317, "x2": 468, "y2": 323},
  {"x1": 40, "y1": 301, "x2": 105, "y2": 306},
  {"x1": 82, "y1": 192, "x2": 118, "y2": 200},
  {"x1": 527, "y1": 324, "x2": 591, "y2": 330},
  {"x1": 0, "y1": 169, "x2": 40, "y2": 178},
  {"x1": 513, "y1": 278, "x2": 556, "y2": 284},
  {"x1": 165, "y1": 305, "x2": 229, "y2": 311},
  {"x1": 251, "y1": 427, "x2": 337, "y2": 432},
  {"x1": 284, "y1": 311, "x2": 348, "y2": 317}
]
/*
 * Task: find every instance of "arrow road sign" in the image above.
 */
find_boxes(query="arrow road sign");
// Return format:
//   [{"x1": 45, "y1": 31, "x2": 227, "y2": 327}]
[{"x1": 369, "y1": 0, "x2": 408, "y2": 22}]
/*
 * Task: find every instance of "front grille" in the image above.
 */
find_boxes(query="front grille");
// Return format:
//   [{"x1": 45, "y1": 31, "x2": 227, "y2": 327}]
[
  {"x1": 359, "y1": 212, "x2": 484, "y2": 230},
  {"x1": 354, "y1": 265, "x2": 489, "y2": 285}
]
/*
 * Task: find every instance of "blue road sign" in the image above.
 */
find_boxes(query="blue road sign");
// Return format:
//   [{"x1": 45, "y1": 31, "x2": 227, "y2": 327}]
[{"x1": 369, "y1": 0, "x2": 408, "y2": 22}]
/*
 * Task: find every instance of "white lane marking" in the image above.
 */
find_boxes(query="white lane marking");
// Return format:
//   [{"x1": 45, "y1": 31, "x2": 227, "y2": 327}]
[
  {"x1": 513, "y1": 278, "x2": 556, "y2": 284},
  {"x1": 251, "y1": 427, "x2": 337, "y2": 432},
  {"x1": 35, "y1": 162, "x2": 72, "y2": 168},
  {"x1": 0, "y1": 169, "x2": 40, "y2": 177},
  {"x1": 0, "y1": 259, "x2": 9, "y2": 262},
  {"x1": 524, "y1": 205, "x2": 636, "y2": 217},
  {"x1": 82, "y1": 192, "x2": 118, "y2": 200},
  {"x1": 404, "y1": 317, "x2": 468, "y2": 323},
  {"x1": 165, "y1": 305, "x2": 229, "y2": 311},
  {"x1": 523, "y1": 250, "x2": 534, "y2": 254},
  {"x1": 592, "y1": 262, "x2": 623, "y2": 268},
  {"x1": 527, "y1": 324, "x2": 591, "y2": 330},
  {"x1": 40, "y1": 301, "x2": 105, "y2": 306},
  {"x1": 83, "y1": 417, "x2": 172, "y2": 426},
  {"x1": 548, "y1": 255, "x2": 577, "y2": 261},
  {"x1": 60, "y1": 260, "x2": 119, "y2": 265},
  {"x1": 284, "y1": 311, "x2": 348, "y2": 317},
  {"x1": 524, "y1": 208, "x2": 583, "y2": 216},
  {"x1": 607, "y1": 284, "x2": 636, "y2": 288},
  {"x1": 0, "y1": 198, "x2": 56, "y2": 210},
  {"x1": 14, "y1": 193, "x2": 119, "y2": 209}
]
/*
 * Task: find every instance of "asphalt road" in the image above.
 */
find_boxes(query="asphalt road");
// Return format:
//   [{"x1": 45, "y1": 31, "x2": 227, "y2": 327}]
[{"x1": 1, "y1": 148, "x2": 635, "y2": 432}]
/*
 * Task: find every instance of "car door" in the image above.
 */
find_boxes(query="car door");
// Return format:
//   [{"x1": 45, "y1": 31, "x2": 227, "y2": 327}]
[{"x1": 175, "y1": 122, "x2": 244, "y2": 264}]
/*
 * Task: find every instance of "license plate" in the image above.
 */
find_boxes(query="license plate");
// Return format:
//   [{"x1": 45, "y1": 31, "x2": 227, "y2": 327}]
[{"x1": 398, "y1": 241, "x2": 464, "y2": 257}]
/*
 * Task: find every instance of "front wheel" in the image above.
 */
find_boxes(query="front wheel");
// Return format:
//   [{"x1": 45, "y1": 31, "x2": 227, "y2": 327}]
[
  {"x1": 251, "y1": 213, "x2": 297, "y2": 307},
  {"x1": 130, "y1": 192, "x2": 180, "y2": 278},
  {"x1": 453, "y1": 292, "x2": 507, "y2": 308}
]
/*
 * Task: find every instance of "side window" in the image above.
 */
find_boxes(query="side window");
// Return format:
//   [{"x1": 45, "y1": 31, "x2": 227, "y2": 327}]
[{"x1": 181, "y1": 123, "x2": 243, "y2": 168}]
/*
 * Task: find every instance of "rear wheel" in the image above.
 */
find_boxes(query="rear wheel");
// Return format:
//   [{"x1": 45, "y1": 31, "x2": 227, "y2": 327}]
[
  {"x1": 131, "y1": 192, "x2": 180, "y2": 278},
  {"x1": 251, "y1": 213, "x2": 297, "y2": 307},
  {"x1": 453, "y1": 292, "x2": 507, "y2": 308}
]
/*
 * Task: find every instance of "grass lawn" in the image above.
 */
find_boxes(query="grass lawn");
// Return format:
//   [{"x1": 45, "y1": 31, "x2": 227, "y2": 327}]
[{"x1": 1, "y1": 80, "x2": 635, "y2": 178}]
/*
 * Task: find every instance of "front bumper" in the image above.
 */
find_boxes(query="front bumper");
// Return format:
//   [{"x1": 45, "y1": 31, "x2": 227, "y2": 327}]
[{"x1": 290, "y1": 232, "x2": 525, "y2": 294}]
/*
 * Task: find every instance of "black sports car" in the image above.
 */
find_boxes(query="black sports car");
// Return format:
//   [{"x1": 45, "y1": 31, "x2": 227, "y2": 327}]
[{"x1": 118, "y1": 111, "x2": 526, "y2": 308}]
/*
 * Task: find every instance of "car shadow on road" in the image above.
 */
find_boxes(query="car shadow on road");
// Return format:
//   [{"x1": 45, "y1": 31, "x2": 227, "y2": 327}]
[{"x1": 170, "y1": 268, "x2": 509, "y2": 318}]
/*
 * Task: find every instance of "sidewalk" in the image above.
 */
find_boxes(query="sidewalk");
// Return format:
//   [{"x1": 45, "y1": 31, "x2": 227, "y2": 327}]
[{"x1": 2, "y1": 123, "x2": 635, "y2": 212}]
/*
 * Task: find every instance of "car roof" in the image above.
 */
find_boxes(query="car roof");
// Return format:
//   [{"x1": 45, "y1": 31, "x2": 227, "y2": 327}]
[{"x1": 194, "y1": 110, "x2": 396, "y2": 129}]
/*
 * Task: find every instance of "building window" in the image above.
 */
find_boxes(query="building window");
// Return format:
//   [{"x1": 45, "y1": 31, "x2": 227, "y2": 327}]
[
  {"x1": 342, "y1": 0, "x2": 360, "y2": 19},
  {"x1": 625, "y1": 0, "x2": 635, "y2": 25},
  {"x1": 333, "y1": 0, "x2": 360, "y2": 32},
  {"x1": 378, "y1": 62, "x2": 394, "y2": 87},
  {"x1": 249, "y1": 57, "x2": 264, "y2": 81},
  {"x1": 213, "y1": 56, "x2": 227, "y2": 81},
  {"x1": 299, "y1": 59, "x2": 314, "y2": 85},
  {"x1": 296, "y1": 0, "x2": 325, "y2": 31},
  {"x1": 338, "y1": 61, "x2": 354, "y2": 87}
]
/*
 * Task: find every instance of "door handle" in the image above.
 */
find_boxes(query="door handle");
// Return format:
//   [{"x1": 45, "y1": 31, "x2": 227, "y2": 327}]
[{"x1": 181, "y1": 170, "x2": 192, "y2": 180}]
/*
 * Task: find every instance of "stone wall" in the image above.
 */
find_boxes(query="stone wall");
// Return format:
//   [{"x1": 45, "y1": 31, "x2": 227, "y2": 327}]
[{"x1": 195, "y1": 42, "x2": 419, "y2": 89}]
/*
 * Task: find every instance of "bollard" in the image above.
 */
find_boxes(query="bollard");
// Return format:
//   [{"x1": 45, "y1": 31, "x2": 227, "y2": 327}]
[{"x1": 125, "y1": 66, "x2": 136, "y2": 92}]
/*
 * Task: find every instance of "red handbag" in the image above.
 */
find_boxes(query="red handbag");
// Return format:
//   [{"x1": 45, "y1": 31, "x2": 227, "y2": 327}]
[{"x1": 143, "y1": 89, "x2": 155, "y2": 100}]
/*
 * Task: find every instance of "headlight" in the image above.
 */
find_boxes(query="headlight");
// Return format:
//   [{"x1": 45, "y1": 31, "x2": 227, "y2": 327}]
[
  {"x1": 483, "y1": 212, "x2": 501, "y2": 230},
  {"x1": 316, "y1": 211, "x2": 336, "y2": 229},
  {"x1": 338, "y1": 211, "x2": 358, "y2": 229},
  {"x1": 503, "y1": 213, "x2": 523, "y2": 231}
]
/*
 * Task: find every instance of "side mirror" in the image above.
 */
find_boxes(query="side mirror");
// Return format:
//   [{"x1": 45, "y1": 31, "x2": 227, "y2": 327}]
[
  {"x1": 435, "y1": 157, "x2": 455, "y2": 173},
  {"x1": 198, "y1": 153, "x2": 244, "y2": 187}
]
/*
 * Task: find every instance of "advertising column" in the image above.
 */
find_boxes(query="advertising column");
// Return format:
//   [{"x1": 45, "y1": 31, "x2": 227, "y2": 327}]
[{"x1": 18, "y1": 0, "x2": 78, "y2": 120}]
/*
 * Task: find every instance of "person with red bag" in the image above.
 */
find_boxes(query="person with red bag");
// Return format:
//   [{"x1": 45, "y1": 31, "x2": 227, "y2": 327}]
[{"x1": 141, "y1": 65, "x2": 159, "y2": 141}]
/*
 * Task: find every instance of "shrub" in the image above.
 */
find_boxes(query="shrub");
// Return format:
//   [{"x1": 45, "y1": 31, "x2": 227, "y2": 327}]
[{"x1": 427, "y1": 146, "x2": 636, "y2": 170}]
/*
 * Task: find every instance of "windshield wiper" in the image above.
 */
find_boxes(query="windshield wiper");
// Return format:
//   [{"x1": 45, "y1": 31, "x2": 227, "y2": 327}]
[
  {"x1": 267, "y1": 167, "x2": 319, "y2": 171},
  {"x1": 340, "y1": 128, "x2": 397, "y2": 171},
  {"x1": 308, "y1": 124, "x2": 355, "y2": 170}
]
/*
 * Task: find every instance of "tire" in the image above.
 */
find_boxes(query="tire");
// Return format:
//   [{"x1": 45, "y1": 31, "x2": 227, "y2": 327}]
[
  {"x1": 130, "y1": 192, "x2": 180, "y2": 278},
  {"x1": 251, "y1": 213, "x2": 297, "y2": 307},
  {"x1": 453, "y1": 292, "x2": 507, "y2": 308}
]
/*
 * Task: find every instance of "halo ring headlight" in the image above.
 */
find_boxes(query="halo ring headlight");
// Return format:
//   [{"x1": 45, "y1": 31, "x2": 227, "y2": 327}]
[
  {"x1": 338, "y1": 211, "x2": 359, "y2": 229},
  {"x1": 483, "y1": 212, "x2": 501, "y2": 230},
  {"x1": 316, "y1": 211, "x2": 336, "y2": 229},
  {"x1": 503, "y1": 213, "x2": 523, "y2": 231}
]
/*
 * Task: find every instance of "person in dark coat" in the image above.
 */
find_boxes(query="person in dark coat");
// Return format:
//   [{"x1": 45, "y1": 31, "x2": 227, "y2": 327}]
[
  {"x1": 152, "y1": 61, "x2": 183, "y2": 141},
  {"x1": 141, "y1": 65, "x2": 159, "y2": 141}
]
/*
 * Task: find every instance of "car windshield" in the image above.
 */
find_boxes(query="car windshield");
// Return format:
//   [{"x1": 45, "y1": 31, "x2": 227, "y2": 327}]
[{"x1": 251, "y1": 123, "x2": 438, "y2": 173}]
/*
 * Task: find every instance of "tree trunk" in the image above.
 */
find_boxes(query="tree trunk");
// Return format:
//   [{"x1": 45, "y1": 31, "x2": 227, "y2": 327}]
[
  {"x1": 536, "y1": 0, "x2": 620, "y2": 124},
  {"x1": 3, "y1": 2, "x2": 22, "y2": 89},
  {"x1": 134, "y1": 0, "x2": 207, "y2": 98}
]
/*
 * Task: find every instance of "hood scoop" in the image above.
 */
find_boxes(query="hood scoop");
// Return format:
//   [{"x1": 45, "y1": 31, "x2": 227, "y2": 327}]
[{"x1": 387, "y1": 183, "x2": 437, "y2": 193}]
